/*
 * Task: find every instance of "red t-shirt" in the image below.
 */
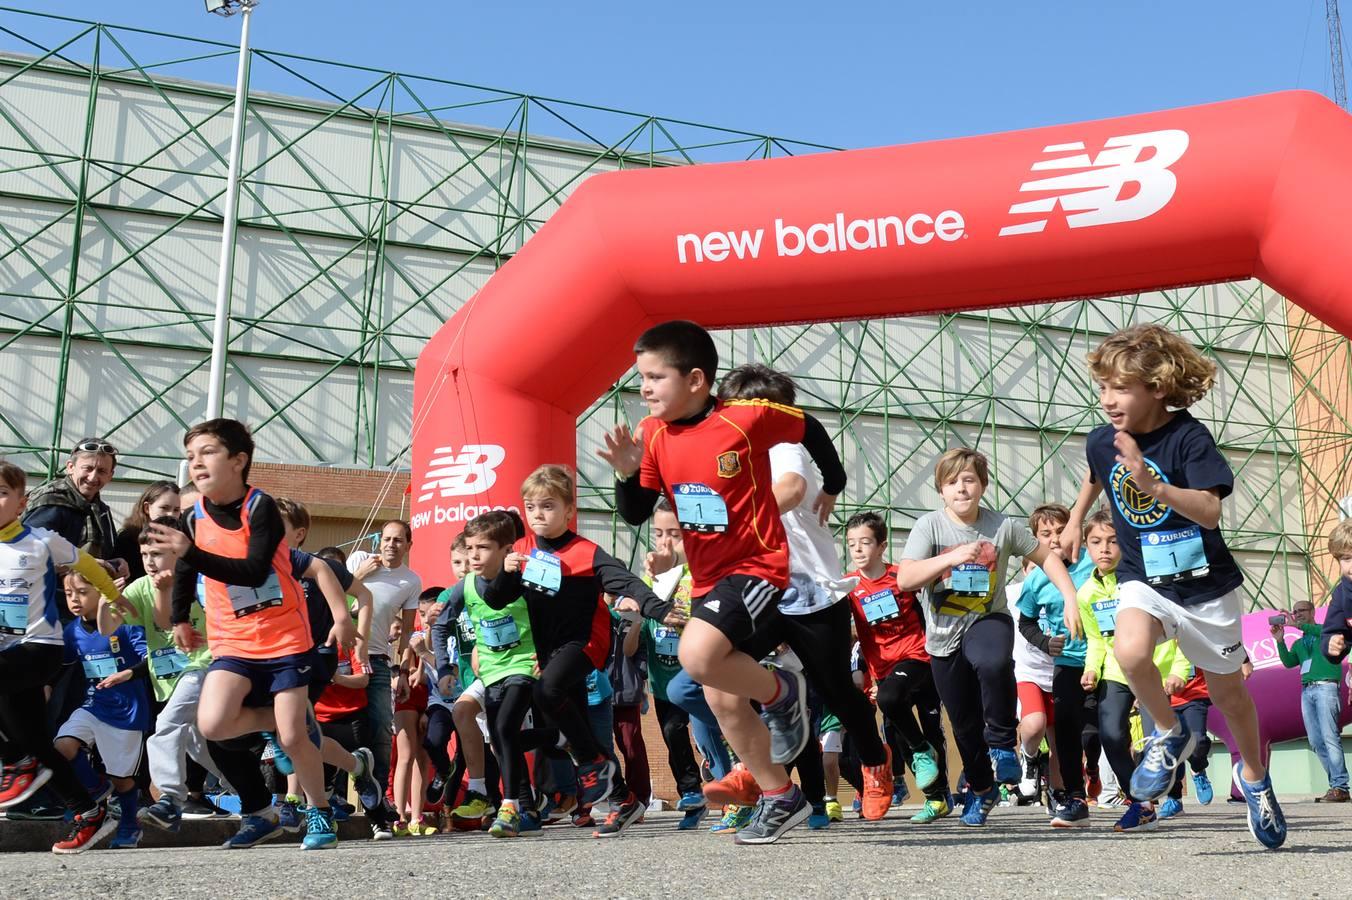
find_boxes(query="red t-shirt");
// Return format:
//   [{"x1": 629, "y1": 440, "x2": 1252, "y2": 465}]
[
  {"x1": 639, "y1": 399, "x2": 805, "y2": 595},
  {"x1": 1170, "y1": 669, "x2": 1210, "y2": 707},
  {"x1": 315, "y1": 647, "x2": 369, "y2": 722},
  {"x1": 846, "y1": 564, "x2": 929, "y2": 679}
]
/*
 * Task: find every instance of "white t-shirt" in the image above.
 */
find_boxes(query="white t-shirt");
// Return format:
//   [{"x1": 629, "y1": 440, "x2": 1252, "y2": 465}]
[
  {"x1": 769, "y1": 443, "x2": 856, "y2": 616},
  {"x1": 346, "y1": 550, "x2": 422, "y2": 659},
  {"x1": 0, "y1": 525, "x2": 77, "y2": 651},
  {"x1": 1007, "y1": 580, "x2": 1053, "y2": 692}
]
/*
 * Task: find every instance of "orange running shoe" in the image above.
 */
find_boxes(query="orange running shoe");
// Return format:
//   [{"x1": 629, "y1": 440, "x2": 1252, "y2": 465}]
[
  {"x1": 702, "y1": 764, "x2": 762, "y2": 807},
  {"x1": 860, "y1": 746, "x2": 895, "y2": 821}
]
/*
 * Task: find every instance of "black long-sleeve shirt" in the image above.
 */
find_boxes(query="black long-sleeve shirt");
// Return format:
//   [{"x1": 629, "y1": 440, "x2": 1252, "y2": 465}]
[{"x1": 170, "y1": 490, "x2": 286, "y2": 626}]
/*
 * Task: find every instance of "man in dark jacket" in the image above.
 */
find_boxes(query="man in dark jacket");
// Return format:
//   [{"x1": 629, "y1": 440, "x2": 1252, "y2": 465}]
[{"x1": 23, "y1": 438, "x2": 126, "y2": 579}]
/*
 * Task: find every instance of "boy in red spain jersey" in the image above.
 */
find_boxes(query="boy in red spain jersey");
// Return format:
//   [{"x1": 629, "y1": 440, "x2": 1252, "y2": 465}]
[
  {"x1": 601, "y1": 319, "x2": 849, "y2": 845},
  {"x1": 147, "y1": 419, "x2": 355, "y2": 851}
]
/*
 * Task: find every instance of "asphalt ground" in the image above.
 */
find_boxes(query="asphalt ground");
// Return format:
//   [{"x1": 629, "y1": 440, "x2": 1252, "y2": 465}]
[{"x1": 3, "y1": 800, "x2": 1349, "y2": 898}]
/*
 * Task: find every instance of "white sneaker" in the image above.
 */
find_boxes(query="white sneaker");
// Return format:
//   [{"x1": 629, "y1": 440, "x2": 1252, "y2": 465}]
[{"x1": 1018, "y1": 750, "x2": 1039, "y2": 799}]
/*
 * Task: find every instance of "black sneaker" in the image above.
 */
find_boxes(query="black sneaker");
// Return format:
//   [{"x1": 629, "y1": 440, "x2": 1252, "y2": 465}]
[
  {"x1": 1050, "y1": 796, "x2": 1091, "y2": 828},
  {"x1": 425, "y1": 773, "x2": 448, "y2": 807},
  {"x1": 182, "y1": 795, "x2": 229, "y2": 819},
  {"x1": 733, "y1": 785, "x2": 809, "y2": 845},
  {"x1": 5, "y1": 796, "x2": 68, "y2": 821},
  {"x1": 759, "y1": 668, "x2": 809, "y2": 765},
  {"x1": 592, "y1": 792, "x2": 646, "y2": 839},
  {"x1": 576, "y1": 758, "x2": 617, "y2": 807}
]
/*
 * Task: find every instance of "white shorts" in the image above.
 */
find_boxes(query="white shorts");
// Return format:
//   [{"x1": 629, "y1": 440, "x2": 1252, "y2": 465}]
[
  {"x1": 56, "y1": 708, "x2": 144, "y2": 778},
  {"x1": 1117, "y1": 581, "x2": 1244, "y2": 676},
  {"x1": 820, "y1": 730, "x2": 843, "y2": 755},
  {"x1": 455, "y1": 679, "x2": 491, "y2": 740}
]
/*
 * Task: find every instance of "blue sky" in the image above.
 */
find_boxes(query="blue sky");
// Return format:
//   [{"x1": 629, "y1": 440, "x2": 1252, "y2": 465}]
[{"x1": 7, "y1": 1, "x2": 1343, "y2": 149}]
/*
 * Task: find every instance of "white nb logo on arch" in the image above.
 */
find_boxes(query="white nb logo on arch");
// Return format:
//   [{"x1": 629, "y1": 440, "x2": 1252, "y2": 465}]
[
  {"x1": 418, "y1": 444, "x2": 505, "y2": 501},
  {"x1": 998, "y1": 129, "x2": 1189, "y2": 236}
]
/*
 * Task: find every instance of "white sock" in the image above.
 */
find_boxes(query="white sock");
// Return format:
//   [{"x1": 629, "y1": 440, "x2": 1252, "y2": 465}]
[{"x1": 467, "y1": 777, "x2": 487, "y2": 795}]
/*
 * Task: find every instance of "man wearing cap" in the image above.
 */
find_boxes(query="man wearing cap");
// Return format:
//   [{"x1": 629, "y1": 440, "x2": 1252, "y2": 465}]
[{"x1": 23, "y1": 439, "x2": 127, "y2": 580}]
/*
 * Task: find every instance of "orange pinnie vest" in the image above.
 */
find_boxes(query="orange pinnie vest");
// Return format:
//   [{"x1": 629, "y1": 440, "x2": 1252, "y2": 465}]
[{"x1": 193, "y1": 488, "x2": 311, "y2": 660}]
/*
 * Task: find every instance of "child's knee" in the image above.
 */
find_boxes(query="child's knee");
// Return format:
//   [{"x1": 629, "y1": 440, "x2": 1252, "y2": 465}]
[{"x1": 54, "y1": 736, "x2": 81, "y2": 760}]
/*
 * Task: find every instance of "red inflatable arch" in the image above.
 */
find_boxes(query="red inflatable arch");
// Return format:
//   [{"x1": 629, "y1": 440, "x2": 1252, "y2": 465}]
[{"x1": 410, "y1": 89, "x2": 1352, "y2": 581}]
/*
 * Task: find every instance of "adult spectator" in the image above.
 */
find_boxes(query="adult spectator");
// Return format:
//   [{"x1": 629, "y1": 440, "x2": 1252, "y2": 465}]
[
  {"x1": 1274, "y1": 600, "x2": 1348, "y2": 802},
  {"x1": 112, "y1": 480, "x2": 181, "y2": 582},
  {"x1": 23, "y1": 438, "x2": 127, "y2": 580}
]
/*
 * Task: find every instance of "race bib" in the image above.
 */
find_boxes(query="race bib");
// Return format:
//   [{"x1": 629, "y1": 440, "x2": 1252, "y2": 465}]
[
  {"x1": 149, "y1": 646, "x2": 190, "y2": 679},
  {"x1": 227, "y1": 571, "x2": 285, "y2": 618},
  {"x1": 947, "y1": 563, "x2": 991, "y2": 596},
  {"x1": 337, "y1": 659, "x2": 354, "y2": 676},
  {"x1": 480, "y1": 614, "x2": 521, "y2": 651},
  {"x1": 522, "y1": 549, "x2": 562, "y2": 596},
  {"x1": 1140, "y1": 526, "x2": 1209, "y2": 586},
  {"x1": 672, "y1": 483, "x2": 729, "y2": 534},
  {"x1": 1092, "y1": 596, "x2": 1119, "y2": 636},
  {"x1": 0, "y1": 594, "x2": 28, "y2": 635},
  {"x1": 653, "y1": 625, "x2": 680, "y2": 662},
  {"x1": 82, "y1": 653, "x2": 118, "y2": 680},
  {"x1": 861, "y1": 588, "x2": 900, "y2": 624}
]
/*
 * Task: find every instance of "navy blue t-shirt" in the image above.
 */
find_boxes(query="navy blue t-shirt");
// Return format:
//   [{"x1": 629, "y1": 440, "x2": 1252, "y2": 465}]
[
  {"x1": 1086, "y1": 410, "x2": 1243, "y2": 607},
  {"x1": 291, "y1": 549, "x2": 354, "y2": 654}
]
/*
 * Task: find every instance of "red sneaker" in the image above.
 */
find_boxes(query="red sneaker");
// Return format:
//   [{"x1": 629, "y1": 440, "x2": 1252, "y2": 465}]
[
  {"x1": 860, "y1": 746, "x2": 895, "y2": 821},
  {"x1": 0, "y1": 757, "x2": 52, "y2": 810},
  {"x1": 702, "y1": 764, "x2": 762, "y2": 807},
  {"x1": 52, "y1": 805, "x2": 115, "y2": 854}
]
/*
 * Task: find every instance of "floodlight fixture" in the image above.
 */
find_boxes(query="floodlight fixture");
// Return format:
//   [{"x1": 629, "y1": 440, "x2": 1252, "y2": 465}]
[{"x1": 205, "y1": 0, "x2": 257, "y2": 17}]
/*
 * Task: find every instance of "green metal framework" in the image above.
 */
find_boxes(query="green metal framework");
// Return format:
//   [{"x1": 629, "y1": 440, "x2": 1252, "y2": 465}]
[{"x1": 1, "y1": 8, "x2": 1349, "y2": 608}]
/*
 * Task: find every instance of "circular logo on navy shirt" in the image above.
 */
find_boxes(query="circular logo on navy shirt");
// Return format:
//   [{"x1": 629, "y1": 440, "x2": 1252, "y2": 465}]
[{"x1": 1108, "y1": 457, "x2": 1172, "y2": 529}]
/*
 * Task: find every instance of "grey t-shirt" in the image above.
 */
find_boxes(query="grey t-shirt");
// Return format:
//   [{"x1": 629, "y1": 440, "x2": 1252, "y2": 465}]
[{"x1": 901, "y1": 507, "x2": 1038, "y2": 657}]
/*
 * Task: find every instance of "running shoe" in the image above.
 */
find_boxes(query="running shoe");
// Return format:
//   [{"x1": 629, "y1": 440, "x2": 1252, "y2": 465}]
[
  {"x1": 370, "y1": 820, "x2": 394, "y2": 841},
  {"x1": 489, "y1": 806, "x2": 521, "y2": 838},
  {"x1": 542, "y1": 793, "x2": 578, "y2": 825},
  {"x1": 352, "y1": 747, "x2": 383, "y2": 811},
  {"x1": 910, "y1": 796, "x2": 952, "y2": 824},
  {"x1": 1193, "y1": 772, "x2": 1214, "y2": 805},
  {"x1": 851, "y1": 795, "x2": 862, "y2": 814},
  {"x1": 703, "y1": 765, "x2": 762, "y2": 807},
  {"x1": 1234, "y1": 763, "x2": 1286, "y2": 850},
  {"x1": 824, "y1": 798, "x2": 844, "y2": 822},
  {"x1": 860, "y1": 746, "x2": 895, "y2": 820},
  {"x1": 1101, "y1": 789, "x2": 1129, "y2": 808},
  {"x1": 1017, "y1": 750, "x2": 1039, "y2": 800},
  {"x1": 301, "y1": 805, "x2": 338, "y2": 850},
  {"x1": 912, "y1": 744, "x2": 941, "y2": 793},
  {"x1": 222, "y1": 811, "x2": 284, "y2": 849},
  {"x1": 0, "y1": 757, "x2": 52, "y2": 810},
  {"x1": 1050, "y1": 796, "x2": 1090, "y2": 828},
  {"x1": 990, "y1": 747, "x2": 1021, "y2": 785},
  {"x1": 52, "y1": 805, "x2": 115, "y2": 854},
  {"x1": 425, "y1": 774, "x2": 448, "y2": 807},
  {"x1": 451, "y1": 791, "x2": 495, "y2": 829},
  {"x1": 181, "y1": 795, "x2": 229, "y2": 819},
  {"x1": 759, "y1": 668, "x2": 810, "y2": 765},
  {"x1": 676, "y1": 790, "x2": 706, "y2": 812},
  {"x1": 1157, "y1": 797, "x2": 1183, "y2": 819},
  {"x1": 733, "y1": 785, "x2": 809, "y2": 845},
  {"x1": 519, "y1": 808, "x2": 543, "y2": 834},
  {"x1": 138, "y1": 797, "x2": 182, "y2": 833},
  {"x1": 710, "y1": 804, "x2": 753, "y2": 834},
  {"x1": 571, "y1": 806, "x2": 595, "y2": 828},
  {"x1": 262, "y1": 732, "x2": 292, "y2": 776},
  {"x1": 678, "y1": 805, "x2": 710, "y2": 830},
  {"x1": 576, "y1": 757, "x2": 618, "y2": 807},
  {"x1": 393, "y1": 819, "x2": 411, "y2": 837},
  {"x1": 7, "y1": 796, "x2": 69, "y2": 820},
  {"x1": 807, "y1": 802, "x2": 830, "y2": 830},
  {"x1": 1086, "y1": 771, "x2": 1103, "y2": 805},
  {"x1": 326, "y1": 795, "x2": 352, "y2": 821},
  {"x1": 892, "y1": 781, "x2": 909, "y2": 806},
  {"x1": 1130, "y1": 721, "x2": 1196, "y2": 803},
  {"x1": 959, "y1": 786, "x2": 1000, "y2": 826},
  {"x1": 408, "y1": 817, "x2": 439, "y2": 836},
  {"x1": 1113, "y1": 801, "x2": 1158, "y2": 833},
  {"x1": 593, "y1": 792, "x2": 645, "y2": 838},
  {"x1": 277, "y1": 795, "x2": 302, "y2": 833},
  {"x1": 109, "y1": 819, "x2": 142, "y2": 849}
]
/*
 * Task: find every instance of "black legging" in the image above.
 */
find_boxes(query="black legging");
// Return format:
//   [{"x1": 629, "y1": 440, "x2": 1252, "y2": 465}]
[
  {"x1": 208, "y1": 734, "x2": 272, "y2": 815},
  {"x1": 784, "y1": 689, "x2": 826, "y2": 805},
  {"x1": 424, "y1": 705, "x2": 455, "y2": 777},
  {"x1": 487, "y1": 676, "x2": 538, "y2": 807},
  {"x1": 1051, "y1": 665, "x2": 1087, "y2": 798},
  {"x1": 1142, "y1": 698, "x2": 1212, "y2": 800},
  {"x1": 533, "y1": 643, "x2": 607, "y2": 763},
  {"x1": 654, "y1": 697, "x2": 701, "y2": 797},
  {"x1": 1082, "y1": 688, "x2": 1101, "y2": 777},
  {"x1": 875, "y1": 659, "x2": 950, "y2": 800},
  {"x1": 0, "y1": 643, "x2": 96, "y2": 811},
  {"x1": 928, "y1": 614, "x2": 1017, "y2": 793},
  {"x1": 319, "y1": 712, "x2": 369, "y2": 796},
  {"x1": 1098, "y1": 681, "x2": 1140, "y2": 801}
]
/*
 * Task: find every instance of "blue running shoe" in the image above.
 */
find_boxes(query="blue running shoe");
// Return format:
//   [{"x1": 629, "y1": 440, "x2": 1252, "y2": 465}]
[
  {"x1": 277, "y1": 795, "x2": 302, "y2": 833},
  {"x1": 892, "y1": 781, "x2": 909, "y2": 807},
  {"x1": 759, "y1": 668, "x2": 810, "y2": 765},
  {"x1": 1129, "y1": 722, "x2": 1196, "y2": 803},
  {"x1": 1158, "y1": 797, "x2": 1183, "y2": 819},
  {"x1": 990, "y1": 748, "x2": 1021, "y2": 785},
  {"x1": 1193, "y1": 772, "x2": 1214, "y2": 805},
  {"x1": 676, "y1": 790, "x2": 706, "y2": 812},
  {"x1": 807, "y1": 802, "x2": 830, "y2": 830},
  {"x1": 109, "y1": 819, "x2": 142, "y2": 849},
  {"x1": 352, "y1": 746, "x2": 382, "y2": 812},
  {"x1": 851, "y1": 796, "x2": 862, "y2": 814},
  {"x1": 1112, "y1": 801, "x2": 1158, "y2": 833},
  {"x1": 1234, "y1": 763, "x2": 1286, "y2": 850},
  {"x1": 327, "y1": 795, "x2": 351, "y2": 822},
  {"x1": 519, "y1": 808, "x2": 543, "y2": 833},
  {"x1": 301, "y1": 805, "x2": 337, "y2": 850},
  {"x1": 222, "y1": 812, "x2": 284, "y2": 849},
  {"x1": 138, "y1": 797, "x2": 182, "y2": 833},
  {"x1": 960, "y1": 786, "x2": 1000, "y2": 826},
  {"x1": 678, "y1": 805, "x2": 710, "y2": 830},
  {"x1": 262, "y1": 733, "x2": 293, "y2": 776}
]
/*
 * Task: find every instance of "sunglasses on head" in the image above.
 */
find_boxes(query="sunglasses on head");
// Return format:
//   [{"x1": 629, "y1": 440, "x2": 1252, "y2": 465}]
[{"x1": 73, "y1": 440, "x2": 117, "y2": 456}]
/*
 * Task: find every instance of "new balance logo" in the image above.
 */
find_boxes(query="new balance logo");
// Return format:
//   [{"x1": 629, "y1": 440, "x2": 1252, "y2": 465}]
[
  {"x1": 998, "y1": 129, "x2": 1189, "y2": 236},
  {"x1": 417, "y1": 444, "x2": 506, "y2": 501}
]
